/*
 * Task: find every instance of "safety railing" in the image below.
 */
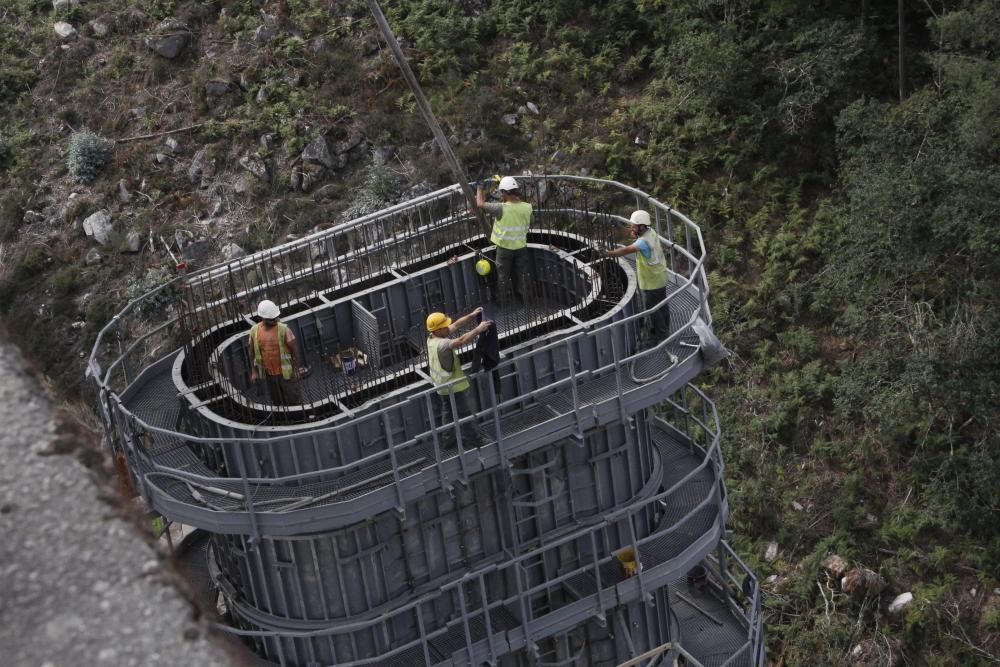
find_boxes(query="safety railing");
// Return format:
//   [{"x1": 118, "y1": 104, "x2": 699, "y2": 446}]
[
  {"x1": 714, "y1": 541, "x2": 765, "y2": 667},
  {"x1": 109, "y1": 293, "x2": 709, "y2": 535},
  {"x1": 208, "y1": 402, "x2": 727, "y2": 665},
  {"x1": 87, "y1": 175, "x2": 707, "y2": 402}
]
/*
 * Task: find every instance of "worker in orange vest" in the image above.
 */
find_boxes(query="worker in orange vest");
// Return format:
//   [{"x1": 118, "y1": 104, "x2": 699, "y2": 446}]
[{"x1": 248, "y1": 299, "x2": 302, "y2": 406}]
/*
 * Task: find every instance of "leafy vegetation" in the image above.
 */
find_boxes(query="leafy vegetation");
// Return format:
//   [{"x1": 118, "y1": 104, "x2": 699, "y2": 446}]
[{"x1": 67, "y1": 131, "x2": 109, "y2": 184}]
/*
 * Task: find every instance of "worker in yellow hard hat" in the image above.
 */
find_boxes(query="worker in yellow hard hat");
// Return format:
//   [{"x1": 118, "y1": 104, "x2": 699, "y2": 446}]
[
  {"x1": 603, "y1": 210, "x2": 671, "y2": 347},
  {"x1": 426, "y1": 307, "x2": 492, "y2": 447},
  {"x1": 476, "y1": 175, "x2": 533, "y2": 306}
]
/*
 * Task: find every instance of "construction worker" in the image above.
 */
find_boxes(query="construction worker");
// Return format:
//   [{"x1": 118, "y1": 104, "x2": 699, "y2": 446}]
[
  {"x1": 248, "y1": 299, "x2": 302, "y2": 406},
  {"x1": 603, "y1": 210, "x2": 670, "y2": 346},
  {"x1": 426, "y1": 308, "x2": 492, "y2": 447},
  {"x1": 476, "y1": 176, "x2": 532, "y2": 305}
]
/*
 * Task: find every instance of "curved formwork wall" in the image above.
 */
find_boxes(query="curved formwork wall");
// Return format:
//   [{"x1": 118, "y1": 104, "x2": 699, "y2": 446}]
[{"x1": 210, "y1": 422, "x2": 664, "y2": 664}]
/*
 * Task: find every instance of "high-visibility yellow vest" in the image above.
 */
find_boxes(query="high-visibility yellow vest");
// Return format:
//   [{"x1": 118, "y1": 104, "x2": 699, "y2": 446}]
[
  {"x1": 250, "y1": 322, "x2": 293, "y2": 379},
  {"x1": 636, "y1": 228, "x2": 668, "y2": 290},
  {"x1": 427, "y1": 336, "x2": 470, "y2": 395},
  {"x1": 490, "y1": 201, "x2": 531, "y2": 250}
]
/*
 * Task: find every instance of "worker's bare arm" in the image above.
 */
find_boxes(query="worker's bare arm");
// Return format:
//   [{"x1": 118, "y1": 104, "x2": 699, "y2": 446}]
[
  {"x1": 604, "y1": 244, "x2": 640, "y2": 258},
  {"x1": 286, "y1": 334, "x2": 302, "y2": 378},
  {"x1": 248, "y1": 333, "x2": 258, "y2": 382},
  {"x1": 452, "y1": 320, "x2": 492, "y2": 347},
  {"x1": 450, "y1": 307, "x2": 484, "y2": 331}
]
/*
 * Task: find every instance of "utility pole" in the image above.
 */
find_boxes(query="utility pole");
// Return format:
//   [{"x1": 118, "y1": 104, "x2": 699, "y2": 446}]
[
  {"x1": 898, "y1": 0, "x2": 906, "y2": 101},
  {"x1": 367, "y1": 0, "x2": 488, "y2": 231}
]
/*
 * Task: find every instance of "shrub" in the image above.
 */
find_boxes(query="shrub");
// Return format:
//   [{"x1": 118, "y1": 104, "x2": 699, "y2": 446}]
[
  {"x1": 125, "y1": 266, "x2": 176, "y2": 318},
  {"x1": 0, "y1": 135, "x2": 9, "y2": 163},
  {"x1": 67, "y1": 131, "x2": 108, "y2": 183}
]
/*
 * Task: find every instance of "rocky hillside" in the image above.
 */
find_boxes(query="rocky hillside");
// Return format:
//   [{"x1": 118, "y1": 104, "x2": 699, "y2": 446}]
[{"x1": 2, "y1": 1, "x2": 998, "y2": 664}]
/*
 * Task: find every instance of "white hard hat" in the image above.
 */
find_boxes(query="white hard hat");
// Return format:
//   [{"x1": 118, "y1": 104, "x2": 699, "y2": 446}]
[
  {"x1": 629, "y1": 210, "x2": 651, "y2": 227},
  {"x1": 498, "y1": 176, "x2": 519, "y2": 192},
  {"x1": 257, "y1": 299, "x2": 280, "y2": 319}
]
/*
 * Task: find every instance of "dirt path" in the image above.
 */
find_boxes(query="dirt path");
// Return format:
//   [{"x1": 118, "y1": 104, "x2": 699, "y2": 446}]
[{"x1": 0, "y1": 338, "x2": 232, "y2": 666}]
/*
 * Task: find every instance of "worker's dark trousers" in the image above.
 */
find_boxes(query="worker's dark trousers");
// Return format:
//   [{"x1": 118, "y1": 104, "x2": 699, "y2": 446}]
[
  {"x1": 641, "y1": 287, "x2": 671, "y2": 341},
  {"x1": 432, "y1": 390, "x2": 482, "y2": 447},
  {"x1": 263, "y1": 375, "x2": 301, "y2": 406},
  {"x1": 494, "y1": 247, "x2": 532, "y2": 305}
]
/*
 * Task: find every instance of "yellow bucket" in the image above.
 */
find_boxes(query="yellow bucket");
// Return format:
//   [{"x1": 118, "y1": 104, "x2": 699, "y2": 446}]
[{"x1": 617, "y1": 548, "x2": 638, "y2": 578}]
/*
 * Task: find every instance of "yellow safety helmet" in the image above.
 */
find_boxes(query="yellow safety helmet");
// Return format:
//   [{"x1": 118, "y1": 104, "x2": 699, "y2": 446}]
[{"x1": 425, "y1": 312, "x2": 452, "y2": 332}]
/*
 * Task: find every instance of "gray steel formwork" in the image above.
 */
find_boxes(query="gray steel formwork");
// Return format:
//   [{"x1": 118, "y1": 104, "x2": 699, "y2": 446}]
[{"x1": 87, "y1": 176, "x2": 764, "y2": 667}]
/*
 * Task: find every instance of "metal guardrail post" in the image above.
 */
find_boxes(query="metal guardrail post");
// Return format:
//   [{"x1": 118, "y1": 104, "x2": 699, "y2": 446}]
[
  {"x1": 448, "y1": 388, "x2": 470, "y2": 484},
  {"x1": 478, "y1": 574, "x2": 498, "y2": 665},
  {"x1": 116, "y1": 319, "x2": 132, "y2": 386},
  {"x1": 233, "y1": 446, "x2": 263, "y2": 547},
  {"x1": 487, "y1": 377, "x2": 506, "y2": 466},
  {"x1": 381, "y1": 413, "x2": 405, "y2": 514},
  {"x1": 589, "y1": 532, "x2": 607, "y2": 626},
  {"x1": 456, "y1": 579, "x2": 476, "y2": 666},
  {"x1": 424, "y1": 393, "x2": 448, "y2": 490},
  {"x1": 415, "y1": 603, "x2": 433, "y2": 667},
  {"x1": 513, "y1": 562, "x2": 533, "y2": 655},
  {"x1": 625, "y1": 511, "x2": 651, "y2": 606},
  {"x1": 566, "y1": 342, "x2": 584, "y2": 442},
  {"x1": 609, "y1": 333, "x2": 628, "y2": 427}
]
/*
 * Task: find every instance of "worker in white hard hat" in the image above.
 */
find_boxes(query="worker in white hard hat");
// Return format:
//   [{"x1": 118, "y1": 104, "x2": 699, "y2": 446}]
[
  {"x1": 603, "y1": 210, "x2": 671, "y2": 346},
  {"x1": 476, "y1": 175, "x2": 533, "y2": 306},
  {"x1": 426, "y1": 307, "x2": 492, "y2": 447},
  {"x1": 247, "y1": 299, "x2": 302, "y2": 406}
]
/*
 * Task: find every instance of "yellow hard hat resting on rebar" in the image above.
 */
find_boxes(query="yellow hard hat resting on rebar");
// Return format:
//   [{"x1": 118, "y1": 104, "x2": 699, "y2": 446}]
[
  {"x1": 475, "y1": 259, "x2": 492, "y2": 276},
  {"x1": 426, "y1": 312, "x2": 452, "y2": 332}
]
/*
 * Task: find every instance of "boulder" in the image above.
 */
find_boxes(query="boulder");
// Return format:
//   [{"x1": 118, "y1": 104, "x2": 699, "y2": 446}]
[
  {"x1": 164, "y1": 137, "x2": 180, "y2": 154},
  {"x1": 188, "y1": 148, "x2": 213, "y2": 187},
  {"x1": 85, "y1": 248, "x2": 102, "y2": 265},
  {"x1": 117, "y1": 179, "x2": 132, "y2": 203},
  {"x1": 204, "y1": 79, "x2": 231, "y2": 98},
  {"x1": 54, "y1": 22, "x2": 78, "y2": 39},
  {"x1": 312, "y1": 184, "x2": 338, "y2": 201},
  {"x1": 254, "y1": 24, "x2": 275, "y2": 44},
  {"x1": 841, "y1": 567, "x2": 884, "y2": 597},
  {"x1": 90, "y1": 20, "x2": 110, "y2": 38},
  {"x1": 501, "y1": 113, "x2": 518, "y2": 126},
  {"x1": 299, "y1": 163, "x2": 324, "y2": 192},
  {"x1": 239, "y1": 154, "x2": 269, "y2": 182},
  {"x1": 888, "y1": 592, "x2": 913, "y2": 615},
  {"x1": 822, "y1": 554, "x2": 849, "y2": 579},
  {"x1": 372, "y1": 145, "x2": 396, "y2": 164},
  {"x1": 221, "y1": 242, "x2": 246, "y2": 261},
  {"x1": 334, "y1": 129, "x2": 364, "y2": 155},
  {"x1": 82, "y1": 210, "x2": 113, "y2": 246},
  {"x1": 144, "y1": 19, "x2": 189, "y2": 59},
  {"x1": 182, "y1": 240, "x2": 213, "y2": 262},
  {"x1": 764, "y1": 541, "x2": 779, "y2": 563},
  {"x1": 174, "y1": 229, "x2": 194, "y2": 250},
  {"x1": 122, "y1": 231, "x2": 142, "y2": 253},
  {"x1": 526, "y1": 101, "x2": 540, "y2": 115},
  {"x1": 22, "y1": 210, "x2": 45, "y2": 225},
  {"x1": 301, "y1": 136, "x2": 333, "y2": 168}
]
